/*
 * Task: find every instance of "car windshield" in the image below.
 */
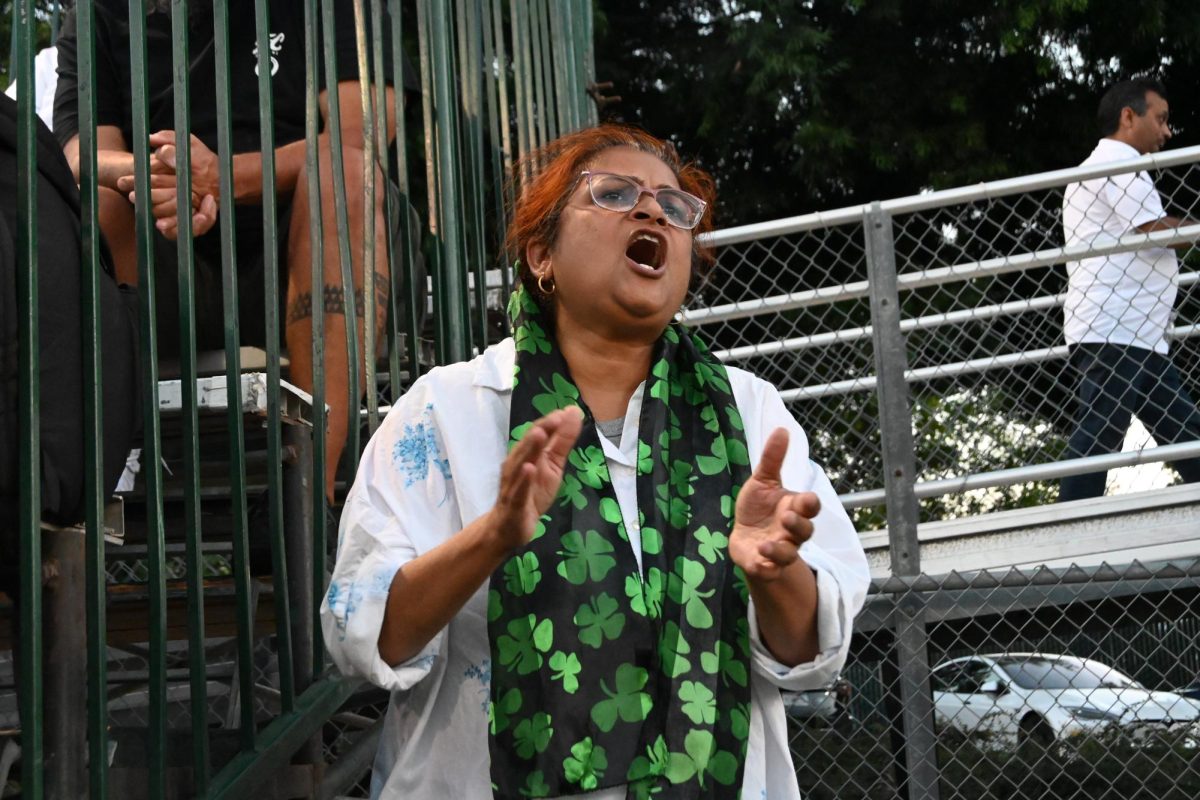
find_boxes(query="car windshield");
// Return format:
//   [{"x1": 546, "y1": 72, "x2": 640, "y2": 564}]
[{"x1": 995, "y1": 657, "x2": 1141, "y2": 690}]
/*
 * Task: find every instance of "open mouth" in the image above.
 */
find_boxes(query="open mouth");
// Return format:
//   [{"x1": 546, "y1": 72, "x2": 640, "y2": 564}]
[{"x1": 625, "y1": 231, "x2": 666, "y2": 273}]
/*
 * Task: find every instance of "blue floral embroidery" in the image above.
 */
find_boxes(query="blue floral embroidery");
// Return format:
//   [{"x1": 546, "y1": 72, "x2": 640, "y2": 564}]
[
  {"x1": 392, "y1": 403, "x2": 452, "y2": 491},
  {"x1": 325, "y1": 568, "x2": 397, "y2": 641},
  {"x1": 464, "y1": 659, "x2": 492, "y2": 712}
]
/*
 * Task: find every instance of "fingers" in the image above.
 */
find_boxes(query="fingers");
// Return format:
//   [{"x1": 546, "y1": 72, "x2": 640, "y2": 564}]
[
  {"x1": 193, "y1": 195, "x2": 218, "y2": 236},
  {"x1": 148, "y1": 130, "x2": 176, "y2": 147},
  {"x1": 155, "y1": 144, "x2": 178, "y2": 170},
  {"x1": 542, "y1": 406, "x2": 584, "y2": 468},
  {"x1": 753, "y1": 427, "x2": 789, "y2": 486}
]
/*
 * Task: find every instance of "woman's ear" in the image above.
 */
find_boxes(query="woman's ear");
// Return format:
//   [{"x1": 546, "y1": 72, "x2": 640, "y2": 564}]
[{"x1": 526, "y1": 240, "x2": 552, "y2": 279}]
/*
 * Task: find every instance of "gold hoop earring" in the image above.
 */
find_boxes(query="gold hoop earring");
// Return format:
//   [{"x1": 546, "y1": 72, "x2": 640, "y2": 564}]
[{"x1": 537, "y1": 272, "x2": 555, "y2": 296}]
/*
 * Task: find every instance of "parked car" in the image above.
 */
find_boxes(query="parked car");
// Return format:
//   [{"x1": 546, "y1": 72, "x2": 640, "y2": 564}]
[
  {"x1": 930, "y1": 653, "x2": 1200, "y2": 747},
  {"x1": 782, "y1": 677, "x2": 853, "y2": 724}
]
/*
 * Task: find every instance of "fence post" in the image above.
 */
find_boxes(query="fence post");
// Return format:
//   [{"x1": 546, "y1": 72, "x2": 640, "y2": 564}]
[{"x1": 864, "y1": 202, "x2": 940, "y2": 800}]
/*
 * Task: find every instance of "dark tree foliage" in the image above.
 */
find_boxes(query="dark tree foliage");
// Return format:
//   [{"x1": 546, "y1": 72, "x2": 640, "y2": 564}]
[{"x1": 596, "y1": 0, "x2": 1200, "y2": 227}]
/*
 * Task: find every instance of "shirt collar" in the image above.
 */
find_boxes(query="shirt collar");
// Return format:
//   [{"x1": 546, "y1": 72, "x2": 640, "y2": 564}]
[
  {"x1": 1095, "y1": 138, "x2": 1142, "y2": 160},
  {"x1": 472, "y1": 338, "x2": 517, "y2": 392}
]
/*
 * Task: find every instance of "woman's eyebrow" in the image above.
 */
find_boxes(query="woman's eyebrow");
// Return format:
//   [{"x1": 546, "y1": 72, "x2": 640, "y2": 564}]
[{"x1": 617, "y1": 172, "x2": 677, "y2": 190}]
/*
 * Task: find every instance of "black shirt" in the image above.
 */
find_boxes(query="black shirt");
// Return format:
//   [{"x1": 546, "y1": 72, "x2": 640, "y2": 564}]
[{"x1": 53, "y1": 0, "x2": 417, "y2": 155}]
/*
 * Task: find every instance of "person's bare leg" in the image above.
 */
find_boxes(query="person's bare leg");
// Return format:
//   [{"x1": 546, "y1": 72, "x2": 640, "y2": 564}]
[
  {"x1": 97, "y1": 186, "x2": 138, "y2": 285},
  {"x1": 286, "y1": 136, "x2": 389, "y2": 501}
]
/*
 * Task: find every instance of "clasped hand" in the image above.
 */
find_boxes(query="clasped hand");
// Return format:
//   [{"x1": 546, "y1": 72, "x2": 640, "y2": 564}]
[
  {"x1": 491, "y1": 412, "x2": 817, "y2": 582},
  {"x1": 115, "y1": 130, "x2": 219, "y2": 241}
]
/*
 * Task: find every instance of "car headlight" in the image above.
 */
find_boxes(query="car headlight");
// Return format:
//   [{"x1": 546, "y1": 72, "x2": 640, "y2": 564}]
[{"x1": 1065, "y1": 706, "x2": 1123, "y2": 722}]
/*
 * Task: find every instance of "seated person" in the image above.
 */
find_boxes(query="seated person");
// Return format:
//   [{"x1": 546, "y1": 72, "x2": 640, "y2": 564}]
[{"x1": 53, "y1": 0, "x2": 417, "y2": 499}]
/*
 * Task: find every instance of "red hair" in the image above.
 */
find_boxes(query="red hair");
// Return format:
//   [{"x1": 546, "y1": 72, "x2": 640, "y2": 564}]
[{"x1": 504, "y1": 124, "x2": 717, "y2": 305}]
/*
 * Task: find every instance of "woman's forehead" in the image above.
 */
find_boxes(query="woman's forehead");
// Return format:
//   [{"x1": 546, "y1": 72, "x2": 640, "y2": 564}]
[{"x1": 585, "y1": 146, "x2": 680, "y2": 189}]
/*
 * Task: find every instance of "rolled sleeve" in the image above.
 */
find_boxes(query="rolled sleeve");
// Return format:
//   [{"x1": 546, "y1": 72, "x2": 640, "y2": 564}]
[
  {"x1": 1108, "y1": 171, "x2": 1167, "y2": 232},
  {"x1": 320, "y1": 380, "x2": 457, "y2": 692}
]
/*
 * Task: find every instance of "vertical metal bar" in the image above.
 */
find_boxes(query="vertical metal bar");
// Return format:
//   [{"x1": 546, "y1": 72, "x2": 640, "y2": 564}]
[
  {"x1": 43, "y1": 529, "x2": 86, "y2": 798},
  {"x1": 527, "y1": 0, "x2": 548, "y2": 147},
  {"x1": 457, "y1": 0, "x2": 488, "y2": 350},
  {"x1": 415, "y1": 0, "x2": 449, "y2": 363},
  {"x1": 554, "y1": 1, "x2": 576, "y2": 132},
  {"x1": 481, "y1": 0, "x2": 512, "y2": 325},
  {"x1": 126, "y1": 1, "x2": 168, "y2": 793},
  {"x1": 864, "y1": 203, "x2": 939, "y2": 800},
  {"x1": 13, "y1": 0, "x2": 42, "y2": 795},
  {"x1": 537, "y1": 1, "x2": 556, "y2": 140},
  {"x1": 75, "y1": 0, "x2": 110, "y2": 794},
  {"x1": 509, "y1": 0, "x2": 530, "y2": 172},
  {"x1": 49, "y1": 0, "x2": 63, "y2": 44},
  {"x1": 351, "y1": 0, "x2": 380, "y2": 434},
  {"x1": 424, "y1": 0, "x2": 470, "y2": 362},
  {"x1": 546, "y1": 1, "x2": 569, "y2": 136},
  {"x1": 368, "y1": 0, "x2": 400, "y2": 404},
  {"x1": 320, "y1": 0, "x2": 363, "y2": 476},
  {"x1": 168, "y1": 0, "x2": 213, "y2": 784},
  {"x1": 254, "y1": 0, "x2": 297, "y2": 716},
  {"x1": 386, "y1": 0, "x2": 422, "y2": 387},
  {"x1": 211, "y1": 0, "x2": 257, "y2": 753},
  {"x1": 579, "y1": 0, "x2": 596, "y2": 127},
  {"x1": 302, "y1": 0, "x2": 329, "y2": 676}
]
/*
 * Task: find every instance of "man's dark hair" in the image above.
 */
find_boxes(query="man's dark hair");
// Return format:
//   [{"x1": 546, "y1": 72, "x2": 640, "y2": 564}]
[{"x1": 1097, "y1": 78, "x2": 1168, "y2": 136}]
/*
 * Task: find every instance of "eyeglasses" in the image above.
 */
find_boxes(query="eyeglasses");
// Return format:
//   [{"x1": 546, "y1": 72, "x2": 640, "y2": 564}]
[{"x1": 580, "y1": 171, "x2": 707, "y2": 230}]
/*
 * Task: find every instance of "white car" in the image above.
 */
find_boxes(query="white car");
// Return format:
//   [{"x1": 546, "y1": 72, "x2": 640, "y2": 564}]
[{"x1": 930, "y1": 653, "x2": 1200, "y2": 747}]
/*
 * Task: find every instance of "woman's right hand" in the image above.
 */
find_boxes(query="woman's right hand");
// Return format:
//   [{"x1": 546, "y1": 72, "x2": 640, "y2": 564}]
[{"x1": 488, "y1": 406, "x2": 584, "y2": 552}]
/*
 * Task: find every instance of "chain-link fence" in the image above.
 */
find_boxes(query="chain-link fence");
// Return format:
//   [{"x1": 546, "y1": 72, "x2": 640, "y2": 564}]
[{"x1": 686, "y1": 144, "x2": 1200, "y2": 798}]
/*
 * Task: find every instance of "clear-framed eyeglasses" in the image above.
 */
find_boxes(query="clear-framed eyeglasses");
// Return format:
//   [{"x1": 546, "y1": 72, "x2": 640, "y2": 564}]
[{"x1": 580, "y1": 171, "x2": 707, "y2": 230}]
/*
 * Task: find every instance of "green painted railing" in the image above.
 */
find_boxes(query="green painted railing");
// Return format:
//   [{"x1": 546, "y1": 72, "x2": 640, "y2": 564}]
[{"x1": 7, "y1": 1, "x2": 595, "y2": 796}]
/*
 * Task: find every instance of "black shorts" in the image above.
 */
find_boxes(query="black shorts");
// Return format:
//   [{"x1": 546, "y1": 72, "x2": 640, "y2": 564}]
[{"x1": 151, "y1": 181, "x2": 413, "y2": 360}]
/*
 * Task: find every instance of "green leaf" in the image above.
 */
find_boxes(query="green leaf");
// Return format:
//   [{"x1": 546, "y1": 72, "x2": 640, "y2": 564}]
[
  {"x1": 626, "y1": 735, "x2": 670, "y2": 782},
  {"x1": 696, "y1": 437, "x2": 729, "y2": 476},
  {"x1": 625, "y1": 567, "x2": 666, "y2": 618},
  {"x1": 648, "y1": 358, "x2": 672, "y2": 402},
  {"x1": 693, "y1": 361, "x2": 732, "y2": 394},
  {"x1": 513, "y1": 712, "x2": 554, "y2": 759},
  {"x1": 590, "y1": 663, "x2": 653, "y2": 732},
  {"x1": 496, "y1": 614, "x2": 554, "y2": 675},
  {"x1": 532, "y1": 373, "x2": 581, "y2": 415},
  {"x1": 490, "y1": 687, "x2": 522, "y2": 734},
  {"x1": 636, "y1": 440, "x2": 653, "y2": 474},
  {"x1": 693, "y1": 526, "x2": 728, "y2": 564},
  {"x1": 678, "y1": 680, "x2": 717, "y2": 725},
  {"x1": 549, "y1": 650, "x2": 582, "y2": 694},
  {"x1": 658, "y1": 620, "x2": 692, "y2": 678},
  {"x1": 515, "y1": 319, "x2": 552, "y2": 354},
  {"x1": 556, "y1": 473, "x2": 587, "y2": 510},
  {"x1": 487, "y1": 589, "x2": 502, "y2": 622},
  {"x1": 668, "y1": 557, "x2": 715, "y2": 629},
  {"x1": 557, "y1": 530, "x2": 617, "y2": 585},
  {"x1": 569, "y1": 445, "x2": 609, "y2": 489},
  {"x1": 730, "y1": 702, "x2": 751, "y2": 742},
  {"x1": 640, "y1": 525, "x2": 662, "y2": 556},
  {"x1": 700, "y1": 405, "x2": 720, "y2": 433},
  {"x1": 563, "y1": 737, "x2": 608, "y2": 791},
  {"x1": 725, "y1": 437, "x2": 750, "y2": 466},
  {"x1": 503, "y1": 552, "x2": 543, "y2": 595},
  {"x1": 725, "y1": 404, "x2": 744, "y2": 431},
  {"x1": 684, "y1": 730, "x2": 715, "y2": 787},
  {"x1": 654, "y1": 483, "x2": 691, "y2": 529},
  {"x1": 574, "y1": 592, "x2": 626, "y2": 648},
  {"x1": 599, "y1": 497, "x2": 624, "y2": 524},
  {"x1": 668, "y1": 459, "x2": 696, "y2": 498},
  {"x1": 518, "y1": 770, "x2": 550, "y2": 798},
  {"x1": 700, "y1": 641, "x2": 749, "y2": 687}
]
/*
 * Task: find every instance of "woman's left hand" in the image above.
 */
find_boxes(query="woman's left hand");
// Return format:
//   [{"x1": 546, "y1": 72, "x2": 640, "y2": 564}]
[{"x1": 728, "y1": 427, "x2": 820, "y2": 583}]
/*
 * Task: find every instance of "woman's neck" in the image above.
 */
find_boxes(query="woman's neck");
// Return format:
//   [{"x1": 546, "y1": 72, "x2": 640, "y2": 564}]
[{"x1": 557, "y1": 326, "x2": 656, "y2": 421}]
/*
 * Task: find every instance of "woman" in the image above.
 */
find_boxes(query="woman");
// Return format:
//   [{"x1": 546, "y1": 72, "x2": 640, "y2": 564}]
[{"x1": 321, "y1": 125, "x2": 869, "y2": 799}]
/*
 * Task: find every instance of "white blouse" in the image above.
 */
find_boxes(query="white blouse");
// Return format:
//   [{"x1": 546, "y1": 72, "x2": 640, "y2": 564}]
[{"x1": 321, "y1": 338, "x2": 870, "y2": 800}]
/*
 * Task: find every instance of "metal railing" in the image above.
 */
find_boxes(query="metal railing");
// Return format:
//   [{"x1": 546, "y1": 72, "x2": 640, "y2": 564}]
[
  {"x1": 691, "y1": 139, "x2": 1200, "y2": 799},
  {"x1": 4, "y1": 1, "x2": 594, "y2": 797}
]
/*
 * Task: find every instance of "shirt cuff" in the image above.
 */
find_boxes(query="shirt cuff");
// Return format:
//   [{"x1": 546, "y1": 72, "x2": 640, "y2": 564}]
[{"x1": 746, "y1": 547, "x2": 851, "y2": 691}]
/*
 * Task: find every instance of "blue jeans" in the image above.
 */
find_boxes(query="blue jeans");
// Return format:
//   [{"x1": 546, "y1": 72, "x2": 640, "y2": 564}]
[{"x1": 1060, "y1": 343, "x2": 1200, "y2": 501}]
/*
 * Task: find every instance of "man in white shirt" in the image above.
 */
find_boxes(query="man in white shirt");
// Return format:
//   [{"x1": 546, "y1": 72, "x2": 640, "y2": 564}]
[{"x1": 1060, "y1": 78, "x2": 1200, "y2": 501}]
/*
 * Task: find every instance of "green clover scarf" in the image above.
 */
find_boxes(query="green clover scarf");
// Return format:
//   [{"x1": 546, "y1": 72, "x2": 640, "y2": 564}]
[{"x1": 487, "y1": 286, "x2": 753, "y2": 799}]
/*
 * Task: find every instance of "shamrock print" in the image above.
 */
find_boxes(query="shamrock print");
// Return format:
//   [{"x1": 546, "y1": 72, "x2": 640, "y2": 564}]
[
  {"x1": 557, "y1": 530, "x2": 617, "y2": 584},
  {"x1": 658, "y1": 620, "x2": 692, "y2": 679},
  {"x1": 590, "y1": 663, "x2": 654, "y2": 732},
  {"x1": 563, "y1": 737, "x2": 608, "y2": 791},
  {"x1": 515, "y1": 318, "x2": 552, "y2": 354},
  {"x1": 569, "y1": 445, "x2": 609, "y2": 489},
  {"x1": 700, "y1": 640, "x2": 749, "y2": 688},
  {"x1": 696, "y1": 435, "x2": 750, "y2": 476},
  {"x1": 574, "y1": 592, "x2": 626, "y2": 648},
  {"x1": 667, "y1": 557, "x2": 716, "y2": 629},
  {"x1": 549, "y1": 650, "x2": 582, "y2": 694},
  {"x1": 625, "y1": 568, "x2": 665, "y2": 618},
  {"x1": 504, "y1": 552, "x2": 543, "y2": 596},
  {"x1": 678, "y1": 680, "x2": 717, "y2": 725},
  {"x1": 693, "y1": 525, "x2": 729, "y2": 564},
  {"x1": 663, "y1": 729, "x2": 738, "y2": 788},
  {"x1": 532, "y1": 373, "x2": 581, "y2": 415},
  {"x1": 518, "y1": 770, "x2": 550, "y2": 798},
  {"x1": 514, "y1": 711, "x2": 554, "y2": 758},
  {"x1": 497, "y1": 614, "x2": 554, "y2": 675},
  {"x1": 490, "y1": 687, "x2": 522, "y2": 735}
]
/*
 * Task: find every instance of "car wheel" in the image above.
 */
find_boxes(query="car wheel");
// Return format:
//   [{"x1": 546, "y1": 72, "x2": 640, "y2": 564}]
[{"x1": 1017, "y1": 715, "x2": 1054, "y2": 760}]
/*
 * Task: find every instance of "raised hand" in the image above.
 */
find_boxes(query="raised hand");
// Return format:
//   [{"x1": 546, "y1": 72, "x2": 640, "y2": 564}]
[
  {"x1": 488, "y1": 406, "x2": 584, "y2": 552},
  {"x1": 728, "y1": 427, "x2": 819, "y2": 582}
]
